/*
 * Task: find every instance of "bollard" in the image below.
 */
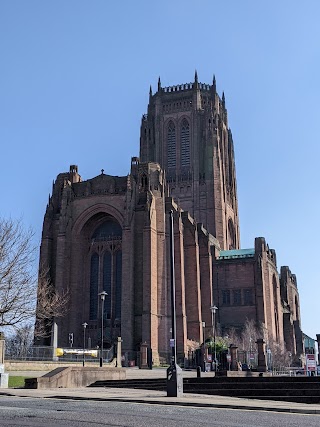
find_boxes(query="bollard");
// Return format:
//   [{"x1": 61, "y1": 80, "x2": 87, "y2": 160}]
[{"x1": 197, "y1": 366, "x2": 201, "y2": 378}]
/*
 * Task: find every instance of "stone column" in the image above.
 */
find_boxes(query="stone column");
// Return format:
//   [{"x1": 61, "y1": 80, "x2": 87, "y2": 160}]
[
  {"x1": 256, "y1": 338, "x2": 267, "y2": 372},
  {"x1": 117, "y1": 337, "x2": 122, "y2": 368},
  {"x1": 229, "y1": 344, "x2": 238, "y2": 371}
]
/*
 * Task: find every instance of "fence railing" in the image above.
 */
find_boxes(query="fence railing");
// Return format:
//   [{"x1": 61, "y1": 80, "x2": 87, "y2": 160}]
[{"x1": 5, "y1": 345, "x2": 114, "y2": 363}]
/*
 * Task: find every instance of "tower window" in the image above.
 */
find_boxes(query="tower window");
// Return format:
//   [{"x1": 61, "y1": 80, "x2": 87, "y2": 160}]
[
  {"x1": 181, "y1": 119, "x2": 190, "y2": 167},
  {"x1": 222, "y1": 289, "x2": 230, "y2": 305},
  {"x1": 233, "y1": 289, "x2": 241, "y2": 305},
  {"x1": 244, "y1": 289, "x2": 253, "y2": 305},
  {"x1": 167, "y1": 121, "x2": 176, "y2": 168}
]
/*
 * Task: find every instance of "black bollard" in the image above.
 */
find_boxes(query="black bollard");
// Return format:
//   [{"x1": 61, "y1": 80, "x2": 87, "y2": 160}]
[{"x1": 197, "y1": 366, "x2": 201, "y2": 378}]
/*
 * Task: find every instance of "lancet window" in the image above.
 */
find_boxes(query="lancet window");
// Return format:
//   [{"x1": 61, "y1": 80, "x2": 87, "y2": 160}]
[
  {"x1": 180, "y1": 119, "x2": 190, "y2": 167},
  {"x1": 167, "y1": 121, "x2": 176, "y2": 168}
]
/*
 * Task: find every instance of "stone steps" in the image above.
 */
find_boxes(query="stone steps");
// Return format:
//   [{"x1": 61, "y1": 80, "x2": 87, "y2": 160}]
[{"x1": 89, "y1": 376, "x2": 320, "y2": 404}]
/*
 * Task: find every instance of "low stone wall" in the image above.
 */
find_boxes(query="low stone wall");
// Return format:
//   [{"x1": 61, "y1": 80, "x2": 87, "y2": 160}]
[
  {"x1": 25, "y1": 366, "x2": 125, "y2": 389},
  {"x1": 5, "y1": 360, "x2": 115, "y2": 371}
]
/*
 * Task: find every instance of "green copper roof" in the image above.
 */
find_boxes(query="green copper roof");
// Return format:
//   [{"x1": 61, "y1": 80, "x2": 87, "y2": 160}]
[{"x1": 218, "y1": 248, "x2": 255, "y2": 259}]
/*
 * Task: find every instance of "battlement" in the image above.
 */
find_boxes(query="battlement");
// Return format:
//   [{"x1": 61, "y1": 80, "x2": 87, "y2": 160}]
[{"x1": 161, "y1": 82, "x2": 211, "y2": 93}]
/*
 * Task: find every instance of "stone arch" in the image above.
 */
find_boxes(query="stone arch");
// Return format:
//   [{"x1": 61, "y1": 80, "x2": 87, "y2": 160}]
[{"x1": 72, "y1": 203, "x2": 124, "y2": 237}]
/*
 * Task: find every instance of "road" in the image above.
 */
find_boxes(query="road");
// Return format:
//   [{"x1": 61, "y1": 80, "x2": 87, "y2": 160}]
[{"x1": 0, "y1": 396, "x2": 320, "y2": 427}]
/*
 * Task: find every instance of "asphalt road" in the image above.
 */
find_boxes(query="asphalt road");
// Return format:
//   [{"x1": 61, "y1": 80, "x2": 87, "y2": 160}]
[{"x1": 0, "y1": 397, "x2": 320, "y2": 427}]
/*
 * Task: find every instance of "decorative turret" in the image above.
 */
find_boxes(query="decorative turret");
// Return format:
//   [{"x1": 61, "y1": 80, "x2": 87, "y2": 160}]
[
  {"x1": 212, "y1": 74, "x2": 216, "y2": 93},
  {"x1": 194, "y1": 69, "x2": 199, "y2": 89},
  {"x1": 158, "y1": 76, "x2": 161, "y2": 92}
]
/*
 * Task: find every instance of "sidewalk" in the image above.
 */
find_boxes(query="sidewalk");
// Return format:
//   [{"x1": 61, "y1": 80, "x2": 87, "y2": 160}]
[{"x1": 2, "y1": 368, "x2": 320, "y2": 415}]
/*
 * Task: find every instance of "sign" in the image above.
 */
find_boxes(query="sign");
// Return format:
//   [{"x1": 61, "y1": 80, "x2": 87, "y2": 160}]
[
  {"x1": 207, "y1": 354, "x2": 212, "y2": 362},
  {"x1": 306, "y1": 354, "x2": 316, "y2": 372},
  {"x1": 56, "y1": 348, "x2": 98, "y2": 357},
  {"x1": 226, "y1": 354, "x2": 231, "y2": 363},
  {"x1": 169, "y1": 338, "x2": 175, "y2": 348}
]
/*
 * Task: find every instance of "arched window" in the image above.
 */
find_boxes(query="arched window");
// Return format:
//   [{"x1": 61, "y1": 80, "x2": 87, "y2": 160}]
[
  {"x1": 180, "y1": 119, "x2": 190, "y2": 167},
  {"x1": 167, "y1": 121, "x2": 176, "y2": 168},
  {"x1": 115, "y1": 251, "x2": 122, "y2": 320},
  {"x1": 89, "y1": 218, "x2": 122, "y2": 333},
  {"x1": 92, "y1": 220, "x2": 122, "y2": 241},
  {"x1": 273, "y1": 276, "x2": 280, "y2": 341},
  {"x1": 295, "y1": 295, "x2": 299, "y2": 321},
  {"x1": 103, "y1": 252, "x2": 112, "y2": 319},
  {"x1": 89, "y1": 253, "x2": 99, "y2": 320},
  {"x1": 228, "y1": 219, "x2": 236, "y2": 250}
]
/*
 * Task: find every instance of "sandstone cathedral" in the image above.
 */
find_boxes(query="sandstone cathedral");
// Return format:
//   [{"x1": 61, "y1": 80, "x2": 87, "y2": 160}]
[{"x1": 37, "y1": 73, "x2": 303, "y2": 363}]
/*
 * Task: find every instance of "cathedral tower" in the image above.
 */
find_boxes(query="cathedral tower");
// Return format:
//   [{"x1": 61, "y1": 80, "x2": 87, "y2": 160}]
[{"x1": 140, "y1": 73, "x2": 240, "y2": 250}]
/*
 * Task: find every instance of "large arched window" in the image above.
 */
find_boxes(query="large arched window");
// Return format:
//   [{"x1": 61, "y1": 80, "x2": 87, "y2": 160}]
[
  {"x1": 295, "y1": 295, "x2": 299, "y2": 321},
  {"x1": 167, "y1": 121, "x2": 176, "y2": 168},
  {"x1": 273, "y1": 276, "x2": 280, "y2": 341},
  {"x1": 89, "y1": 219, "x2": 122, "y2": 330},
  {"x1": 180, "y1": 119, "x2": 190, "y2": 167},
  {"x1": 228, "y1": 219, "x2": 236, "y2": 250},
  {"x1": 89, "y1": 253, "x2": 99, "y2": 320}
]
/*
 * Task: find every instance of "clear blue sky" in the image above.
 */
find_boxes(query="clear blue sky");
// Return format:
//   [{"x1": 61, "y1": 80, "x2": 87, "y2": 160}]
[{"x1": 1, "y1": 1, "x2": 319, "y2": 341}]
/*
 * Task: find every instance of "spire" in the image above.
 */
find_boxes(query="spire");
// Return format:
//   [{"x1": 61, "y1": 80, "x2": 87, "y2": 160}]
[
  {"x1": 158, "y1": 76, "x2": 161, "y2": 92},
  {"x1": 194, "y1": 69, "x2": 199, "y2": 90},
  {"x1": 222, "y1": 91, "x2": 225, "y2": 107},
  {"x1": 149, "y1": 85, "x2": 152, "y2": 99},
  {"x1": 212, "y1": 74, "x2": 216, "y2": 92}
]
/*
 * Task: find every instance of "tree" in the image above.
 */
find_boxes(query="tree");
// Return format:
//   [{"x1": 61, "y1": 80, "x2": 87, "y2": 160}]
[
  {"x1": 0, "y1": 218, "x2": 69, "y2": 336},
  {"x1": 34, "y1": 267, "x2": 69, "y2": 338},
  {"x1": 5, "y1": 324, "x2": 34, "y2": 358},
  {"x1": 0, "y1": 218, "x2": 36, "y2": 328}
]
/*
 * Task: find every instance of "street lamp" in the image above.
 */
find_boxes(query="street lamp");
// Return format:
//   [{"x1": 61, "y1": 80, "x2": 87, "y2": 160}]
[
  {"x1": 99, "y1": 291, "x2": 108, "y2": 367},
  {"x1": 202, "y1": 321, "x2": 206, "y2": 372},
  {"x1": 210, "y1": 305, "x2": 218, "y2": 371},
  {"x1": 82, "y1": 322, "x2": 88, "y2": 367}
]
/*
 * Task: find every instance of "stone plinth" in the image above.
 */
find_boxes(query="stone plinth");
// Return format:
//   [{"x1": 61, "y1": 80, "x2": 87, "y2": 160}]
[{"x1": 256, "y1": 338, "x2": 267, "y2": 372}]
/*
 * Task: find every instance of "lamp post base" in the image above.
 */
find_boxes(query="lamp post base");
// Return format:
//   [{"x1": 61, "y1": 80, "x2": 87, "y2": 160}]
[
  {"x1": 166, "y1": 364, "x2": 183, "y2": 397},
  {"x1": 99, "y1": 357, "x2": 103, "y2": 367}
]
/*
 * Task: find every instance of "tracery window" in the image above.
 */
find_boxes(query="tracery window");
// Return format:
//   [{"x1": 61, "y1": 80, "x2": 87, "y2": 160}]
[
  {"x1": 167, "y1": 121, "x2": 176, "y2": 168},
  {"x1": 273, "y1": 276, "x2": 280, "y2": 341},
  {"x1": 180, "y1": 119, "x2": 190, "y2": 167},
  {"x1": 89, "y1": 219, "x2": 122, "y2": 326},
  {"x1": 228, "y1": 219, "x2": 236, "y2": 250},
  {"x1": 89, "y1": 253, "x2": 99, "y2": 320}
]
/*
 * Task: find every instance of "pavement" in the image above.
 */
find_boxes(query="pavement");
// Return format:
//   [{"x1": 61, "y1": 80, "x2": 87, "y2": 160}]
[{"x1": 2, "y1": 368, "x2": 320, "y2": 415}]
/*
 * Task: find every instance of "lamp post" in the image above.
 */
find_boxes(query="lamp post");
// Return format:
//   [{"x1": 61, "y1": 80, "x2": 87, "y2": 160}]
[
  {"x1": 202, "y1": 321, "x2": 206, "y2": 372},
  {"x1": 210, "y1": 305, "x2": 218, "y2": 371},
  {"x1": 82, "y1": 322, "x2": 88, "y2": 367},
  {"x1": 99, "y1": 291, "x2": 108, "y2": 367}
]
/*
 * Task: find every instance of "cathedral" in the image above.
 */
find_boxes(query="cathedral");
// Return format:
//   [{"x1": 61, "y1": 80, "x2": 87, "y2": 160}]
[{"x1": 38, "y1": 73, "x2": 303, "y2": 363}]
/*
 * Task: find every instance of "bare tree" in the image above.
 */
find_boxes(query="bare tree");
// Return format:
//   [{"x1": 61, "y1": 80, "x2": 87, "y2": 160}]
[
  {"x1": 0, "y1": 218, "x2": 36, "y2": 328},
  {"x1": 35, "y1": 267, "x2": 69, "y2": 338},
  {"x1": 5, "y1": 323, "x2": 34, "y2": 358},
  {"x1": 240, "y1": 318, "x2": 262, "y2": 352},
  {"x1": 0, "y1": 218, "x2": 69, "y2": 336}
]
